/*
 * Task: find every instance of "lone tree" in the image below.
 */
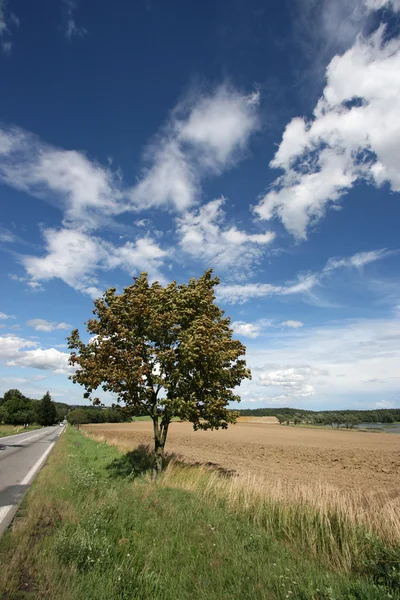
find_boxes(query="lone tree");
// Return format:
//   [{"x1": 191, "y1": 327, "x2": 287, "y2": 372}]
[
  {"x1": 68, "y1": 270, "x2": 251, "y2": 477},
  {"x1": 36, "y1": 391, "x2": 57, "y2": 426}
]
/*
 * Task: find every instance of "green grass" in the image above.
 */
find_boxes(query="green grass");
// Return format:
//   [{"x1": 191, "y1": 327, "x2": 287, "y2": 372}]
[
  {"x1": 0, "y1": 424, "x2": 42, "y2": 437},
  {"x1": 0, "y1": 427, "x2": 398, "y2": 600}
]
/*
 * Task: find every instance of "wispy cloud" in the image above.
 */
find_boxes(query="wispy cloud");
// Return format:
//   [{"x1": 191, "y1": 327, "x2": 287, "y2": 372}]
[
  {"x1": 0, "y1": 85, "x2": 259, "y2": 230},
  {"x1": 0, "y1": 0, "x2": 19, "y2": 55},
  {"x1": 130, "y1": 85, "x2": 260, "y2": 211},
  {"x1": 217, "y1": 249, "x2": 392, "y2": 303},
  {"x1": 0, "y1": 127, "x2": 125, "y2": 231},
  {"x1": 177, "y1": 197, "x2": 274, "y2": 277},
  {"x1": 255, "y1": 12, "x2": 400, "y2": 239},
  {"x1": 62, "y1": 0, "x2": 87, "y2": 40},
  {"x1": 27, "y1": 319, "x2": 72, "y2": 332}
]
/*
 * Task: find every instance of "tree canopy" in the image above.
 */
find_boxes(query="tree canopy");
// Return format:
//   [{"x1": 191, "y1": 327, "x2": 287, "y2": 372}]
[{"x1": 68, "y1": 270, "x2": 251, "y2": 475}]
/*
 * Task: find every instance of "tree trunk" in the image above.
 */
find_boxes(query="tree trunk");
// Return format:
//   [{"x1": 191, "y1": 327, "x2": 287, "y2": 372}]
[{"x1": 152, "y1": 417, "x2": 169, "y2": 480}]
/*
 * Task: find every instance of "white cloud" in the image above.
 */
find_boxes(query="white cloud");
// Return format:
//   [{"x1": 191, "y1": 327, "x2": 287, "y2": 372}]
[
  {"x1": 218, "y1": 248, "x2": 393, "y2": 304},
  {"x1": 364, "y1": 0, "x2": 400, "y2": 10},
  {"x1": 177, "y1": 197, "x2": 275, "y2": 276},
  {"x1": 8, "y1": 348, "x2": 71, "y2": 373},
  {"x1": 0, "y1": 333, "x2": 71, "y2": 374},
  {"x1": 231, "y1": 321, "x2": 262, "y2": 339},
  {"x1": 130, "y1": 85, "x2": 260, "y2": 211},
  {"x1": 258, "y1": 367, "x2": 318, "y2": 398},
  {"x1": 0, "y1": 312, "x2": 12, "y2": 319},
  {"x1": 63, "y1": 0, "x2": 87, "y2": 39},
  {"x1": 255, "y1": 24, "x2": 400, "y2": 238},
  {"x1": 281, "y1": 320, "x2": 304, "y2": 328},
  {"x1": 0, "y1": 334, "x2": 36, "y2": 357},
  {"x1": 21, "y1": 227, "x2": 167, "y2": 297},
  {"x1": 27, "y1": 319, "x2": 72, "y2": 332}
]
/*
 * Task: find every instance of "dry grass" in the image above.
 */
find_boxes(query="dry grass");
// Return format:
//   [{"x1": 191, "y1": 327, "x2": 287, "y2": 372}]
[{"x1": 160, "y1": 464, "x2": 400, "y2": 569}]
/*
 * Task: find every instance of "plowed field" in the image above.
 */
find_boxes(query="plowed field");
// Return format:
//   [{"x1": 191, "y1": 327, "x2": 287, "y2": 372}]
[{"x1": 83, "y1": 421, "x2": 400, "y2": 493}]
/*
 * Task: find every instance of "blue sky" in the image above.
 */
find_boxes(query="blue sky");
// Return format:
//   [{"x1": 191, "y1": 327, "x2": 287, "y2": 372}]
[{"x1": 0, "y1": 0, "x2": 399, "y2": 410}]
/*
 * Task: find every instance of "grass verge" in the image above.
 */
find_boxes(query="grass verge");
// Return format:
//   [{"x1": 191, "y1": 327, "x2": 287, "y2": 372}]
[
  {"x1": 0, "y1": 427, "x2": 399, "y2": 600},
  {"x1": 0, "y1": 424, "x2": 42, "y2": 438}
]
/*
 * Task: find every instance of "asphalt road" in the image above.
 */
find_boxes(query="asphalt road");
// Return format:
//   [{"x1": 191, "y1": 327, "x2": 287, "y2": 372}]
[{"x1": 0, "y1": 425, "x2": 63, "y2": 537}]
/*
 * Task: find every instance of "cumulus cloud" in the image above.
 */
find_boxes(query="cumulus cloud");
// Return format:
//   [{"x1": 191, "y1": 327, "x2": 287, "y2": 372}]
[
  {"x1": 258, "y1": 367, "x2": 319, "y2": 397},
  {"x1": 218, "y1": 248, "x2": 392, "y2": 304},
  {"x1": 27, "y1": 319, "x2": 72, "y2": 332},
  {"x1": 21, "y1": 227, "x2": 167, "y2": 297},
  {"x1": 281, "y1": 320, "x2": 304, "y2": 328},
  {"x1": 0, "y1": 334, "x2": 71, "y2": 374},
  {"x1": 177, "y1": 197, "x2": 274, "y2": 276},
  {"x1": 231, "y1": 321, "x2": 262, "y2": 339},
  {"x1": 130, "y1": 85, "x2": 260, "y2": 211},
  {"x1": 255, "y1": 24, "x2": 400, "y2": 238}
]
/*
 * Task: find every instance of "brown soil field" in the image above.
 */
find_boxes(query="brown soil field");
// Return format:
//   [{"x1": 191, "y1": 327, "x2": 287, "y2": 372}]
[
  {"x1": 237, "y1": 416, "x2": 279, "y2": 424},
  {"x1": 83, "y1": 420, "x2": 400, "y2": 495}
]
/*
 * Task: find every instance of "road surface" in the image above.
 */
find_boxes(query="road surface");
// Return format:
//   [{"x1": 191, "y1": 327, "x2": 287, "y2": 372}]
[{"x1": 0, "y1": 426, "x2": 63, "y2": 536}]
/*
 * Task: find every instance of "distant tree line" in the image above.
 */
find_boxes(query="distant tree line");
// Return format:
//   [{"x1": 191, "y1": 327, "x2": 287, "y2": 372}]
[
  {"x1": 237, "y1": 407, "x2": 400, "y2": 427},
  {"x1": 0, "y1": 389, "x2": 65, "y2": 426},
  {"x1": 0, "y1": 388, "x2": 132, "y2": 428},
  {"x1": 67, "y1": 406, "x2": 131, "y2": 426}
]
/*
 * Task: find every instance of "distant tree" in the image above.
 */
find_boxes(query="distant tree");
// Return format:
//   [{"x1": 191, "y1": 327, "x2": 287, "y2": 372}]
[
  {"x1": 380, "y1": 411, "x2": 394, "y2": 424},
  {"x1": 276, "y1": 414, "x2": 286, "y2": 425},
  {"x1": 67, "y1": 408, "x2": 88, "y2": 428},
  {"x1": 36, "y1": 392, "x2": 57, "y2": 426},
  {"x1": 344, "y1": 414, "x2": 360, "y2": 429},
  {"x1": 0, "y1": 396, "x2": 35, "y2": 425},
  {"x1": 0, "y1": 388, "x2": 26, "y2": 408},
  {"x1": 68, "y1": 270, "x2": 251, "y2": 477}
]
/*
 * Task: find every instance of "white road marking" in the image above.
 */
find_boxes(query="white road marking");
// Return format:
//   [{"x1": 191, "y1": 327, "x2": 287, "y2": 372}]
[
  {"x1": 0, "y1": 505, "x2": 13, "y2": 526},
  {"x1": 20, "y1": 442, "x2": 56, "y2": 486}
]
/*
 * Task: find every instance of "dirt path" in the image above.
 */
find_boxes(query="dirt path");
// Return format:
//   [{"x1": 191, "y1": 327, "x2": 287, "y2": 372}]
[{"x1": 84, "y1": 421, "x2": 400, "y2": 493}]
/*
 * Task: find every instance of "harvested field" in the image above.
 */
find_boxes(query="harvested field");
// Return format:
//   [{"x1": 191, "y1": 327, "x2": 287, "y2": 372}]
[{"x1": 83, "y1": 420, "x2": 400, "y2": 494}]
